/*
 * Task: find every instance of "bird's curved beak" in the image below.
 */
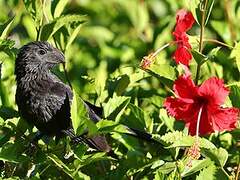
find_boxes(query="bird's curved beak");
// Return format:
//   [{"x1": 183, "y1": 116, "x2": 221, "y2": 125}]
[{"x1": 55, "y1": 48, "x2": 65, "y2": 64}]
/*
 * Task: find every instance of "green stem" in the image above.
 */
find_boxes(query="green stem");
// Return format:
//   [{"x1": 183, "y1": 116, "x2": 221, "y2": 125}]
[
  {"x1": 221, "y1": 167, "x2": 231, "y2": 179},
  {"x1": 236, "y1": 160, "x2": 240, "y2": 180},
  {"x1": 195, "y1": 0, "x2": 208, "y2": 85},
  {"x1": 36, "y1": 27, "x2": 41, "y2": 41},
  {"x1": 203, "y1": 38, "x2": 234, "y2": 49}
]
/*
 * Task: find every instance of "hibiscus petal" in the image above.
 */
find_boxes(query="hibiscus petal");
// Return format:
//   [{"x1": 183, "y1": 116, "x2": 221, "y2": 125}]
[
  {"x1": 210, "y1": 107, "x2": 239, "y2": 132},
  {"x1": 164, "y1": 97, "x2": 197, "y2": 121},
  {"x1": 198, "y1": 77, "x2": 229, "y2": 106},
  {"x1": 173, "y1": 46, "x2": 192, "y2": 65},
  {"x1": 186, "y1": 107, "x2": 213, "y2": 135},
  {"x1": 175, "y1": 9, "x2": 195, "y2": 32},
  {"x1": 188, "y1": 106, "x2": 239, "y2": 135},
  {"x1": 173, "y1": 75, "x2": 197, "y2": 99},
  {"x1": 173, "y1": 32, "x2": 191, "y2": 48}
]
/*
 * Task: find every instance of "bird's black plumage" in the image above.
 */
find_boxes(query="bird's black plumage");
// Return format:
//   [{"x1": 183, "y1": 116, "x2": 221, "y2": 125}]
[
  {"x1": 15, "y1": 41, "x2": 112, "y2": 153},
  {"x1": 15, "y1": 41, "x2": 155, "y2": 156}
]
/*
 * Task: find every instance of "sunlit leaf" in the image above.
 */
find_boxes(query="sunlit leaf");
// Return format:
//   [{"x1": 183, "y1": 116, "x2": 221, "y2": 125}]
[
  {"x1": 159, "y1": 109, "x2": 175, "y2": 132},
  {"x1": 186, "y1": 0, "x2": 200, "y2": 25},
  {"x1": 196, "y1": 163, "x2": 216, "y2": 180},
  {"x1": 23, "y1": 0, "x2": 43, "y2": 28},
  {"x1": 230, "y1": 41, "x2": 240, "y2": 72},
  {"x1": 48, "y1": 153, "x2": 74, "y2": 178},
  {"x1": 201, "y1": 147, "x2": 228, "y2": 167},
  {"x1": 104, "y1": 94, "x2": 130, "y2": 122},
  {"x1": 146, "y1": 64, "x2": 176, "y2": 87},
  {"x1": 192, "y1": 49, "x2": 207, "y2": 65},
  {"x1": 210, "y1": 21, "x2": 231, "y2": 44},
  {"x1": 229, "y1": 85, "x2": 240, "y2": 107},
  {"x1": 65, "y1": 24, "x2": 83, "y2": 50},
  {"x1": 51, "y1": 0, "x2": 69, "y2": 18},
  {"x1": 40, "y1": 14, "x2": 87, "y2": 41},
  {"x1": 181, "y1": 159, "x2": 213, "y2": 177},
  {"x1": 0, "y1": 16, "x2": 15, "y2": 39},
  {"x1": 70, "y1": 89, "x2": 97, "y2": 136},
  {"x1": 205, "y1": 0, "x2": 215, "y2": 25},
  {"x1": 156, "y1": 162, "x2": 176, "y2": 174}
]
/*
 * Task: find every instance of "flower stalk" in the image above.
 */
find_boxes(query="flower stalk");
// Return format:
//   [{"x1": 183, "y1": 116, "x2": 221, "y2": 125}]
[
  {"x1": 195, "y1": 0, "x2": 208, "y2": 85},
  {"x1": 140, "y1": 42, "x2": 173, "y2": 69}
]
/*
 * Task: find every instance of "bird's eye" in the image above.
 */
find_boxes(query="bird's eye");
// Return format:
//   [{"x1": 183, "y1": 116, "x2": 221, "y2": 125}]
[{"x1": 38, "y1": 49, "x2": 46, "y2": 55}]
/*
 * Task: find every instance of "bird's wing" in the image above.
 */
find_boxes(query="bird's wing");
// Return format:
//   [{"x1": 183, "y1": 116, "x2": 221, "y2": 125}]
[{"x1": 28, "y1": 82, "x2": 72, "y2": 134}]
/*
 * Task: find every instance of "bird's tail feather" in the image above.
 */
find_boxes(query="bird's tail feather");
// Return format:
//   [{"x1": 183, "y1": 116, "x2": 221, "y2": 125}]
[
  {"x1": 125, "y1": 127, "x2": 155, "y2": 142},
  {"x1": 84, "y1": 101, "x2": 158, "y2": 143},
  {"x1": 62, "y1": 128, "x2": 118, "y2": 159}
]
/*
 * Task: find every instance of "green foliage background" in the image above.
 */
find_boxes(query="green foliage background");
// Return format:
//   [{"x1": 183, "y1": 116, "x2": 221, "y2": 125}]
[{"x1": 0, "y1": 0, "x2": 239, "y2": 179}]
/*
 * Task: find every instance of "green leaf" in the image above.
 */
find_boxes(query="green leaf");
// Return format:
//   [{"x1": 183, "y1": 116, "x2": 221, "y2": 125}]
[
  {"x1": 70, "y1": 89, "x2": 97, "y2": 136},
  {"x1": 23, "y1": 0, "x2": 43, "y2": 28},
  {"x1": 22, "y1": 15, "x2": 37, "y2": 39},
  {"x1": 119, "y1": 0, "x2": 149, "y2": 33},
  {"x1": 230, "y1": 42, "x2": 240, "y2": 72},
  {"x1": 154, "y1": 169, "x2": 166, "y2": 180},
  {"x1": 40, "y1": 14, "x2": 87, "y2": 41},
  {"x1": 104, "y1": 94, "x2": 130, "y2": 122},
  {"x1": 146, "y1": 64, "x2": 176, "y2": 87},
  {"x1": 108, "y1": 74, "x2": 130, "y2": 96},
  {"x1": 210, "y1": 21, "x2": 231, "y2": 44},
  {"x1": 48, "y1": 153, "x2": 74, "y2": 178},
  {"x1": 229, "y1": 85, "x2": 240, "y2": 108},
  {"x1": 0, "y1": 62, "x2": 2, "y2": 80},
  {"x1": 196, "y1": 163, "x2": 216, "y2": 180},
  {"x1": 72, "y1": 144, "x2": 88, "y2": 160},
  {"x1": 74, "y1": 171, "x2": 90, "y2": 180},
  {"x1": 201, "y1": 147, "x2": 228, "y2": 167},
  {"x1": 159, "y1": 109, "x2": 175, "y2": 132},
  {"x1": 73, "y1": 152, "x2": 110, "y2": 169},
  {"x1": 186, "y1": 0, "x2": 200, "y2": 25},
  {"x1": 0, "y1": 106, "x2": 19, "y2": 120},
  {"x1": 205, "y1": 0, "x2": 215, "y2": 25},
  {"x1": 71, "y1": 89, "x2": 87, "y2": 134},
  {"x1": 181, "y1": 159, "x2": 213, "y2": 177},
  {"x1": 51, "y1": 0, "x2": 68, "y2": 18},
  {"x1": 96, "y1": 120, "x2": 129, "y2": 134},
  {"x1": 207, "y1": 47, "x2": 221, "y2": 61},
  {"x1": 0, "y1": 16, "x2": 15, "y2": 39},
  {"x1": 192, "y1": 49, "x2": 207, "y2": 65},
  {"x1": 114, "y1": 74, "x2": 130, "y2": 96},
  {"x1": 0, "y1": 39, "x2": 17, "y2": 57},
  {"x1": 156, "y1": 162, "x2": 176, "y2": 174},
  {"x1": 0, "y1": 141, "x2": 29, "y2": 163},
  {"x1": 159, "y1": 131, "x2": 216, "y2": 149},
  {"x1": 169, "y1": 136, "x2": 216, "y2": 149},
  {"x1": 81, "y1": 26, "x2": 114, "y2": 43},
  {"x1": 128, "y1": 103, "x2": 148, "y2": 130},
  {"x1": 65, "y1": 24, "x2": 83, "y2": 50},
  {"x1": 148, "y1": 64, "x2": 176, "y2": 80}
]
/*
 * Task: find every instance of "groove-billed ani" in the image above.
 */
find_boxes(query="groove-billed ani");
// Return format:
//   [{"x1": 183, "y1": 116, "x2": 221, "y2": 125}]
[{"x1": 15, "y1": 41, "x2": 153, "y2": 156}]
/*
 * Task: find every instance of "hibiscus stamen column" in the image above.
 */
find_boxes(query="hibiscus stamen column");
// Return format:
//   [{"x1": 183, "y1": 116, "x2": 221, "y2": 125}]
[
  {"x1": 196, "y1": 106, "x2": 203, "y2": 138},
  {"x1": 186, "y1": 106, "x2": 203, "y2": 166}
]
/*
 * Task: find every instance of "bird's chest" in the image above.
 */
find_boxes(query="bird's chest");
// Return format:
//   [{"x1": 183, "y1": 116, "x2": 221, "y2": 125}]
[{"x1": 16, "y1": 88, "x2": 55, "y2": 120}]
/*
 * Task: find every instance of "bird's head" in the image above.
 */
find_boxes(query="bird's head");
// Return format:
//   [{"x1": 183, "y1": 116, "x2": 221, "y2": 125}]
[{"x1": 16, "y1": 41, "x2": 65, "y2": 70}]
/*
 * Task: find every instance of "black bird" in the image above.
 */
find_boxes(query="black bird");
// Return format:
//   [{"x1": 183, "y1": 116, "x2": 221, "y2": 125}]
[{"x1": 15, "y1": 41, "x2": 154, "y2": 156}]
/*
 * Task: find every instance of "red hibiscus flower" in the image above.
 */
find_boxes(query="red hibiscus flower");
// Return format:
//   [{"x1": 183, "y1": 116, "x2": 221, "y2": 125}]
[
  {"x1": 175, "y1": 9, "x2": 195, "y2": 33},
  {"x1": 173, "y1": 31, "x2": 192, "y2": 65},
  {"x1": 173, "y1": 10, "x2": 195, "y2": 66},
  {"x1": 164, "y1": 75, "x2": 239, "y2": 136}
]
